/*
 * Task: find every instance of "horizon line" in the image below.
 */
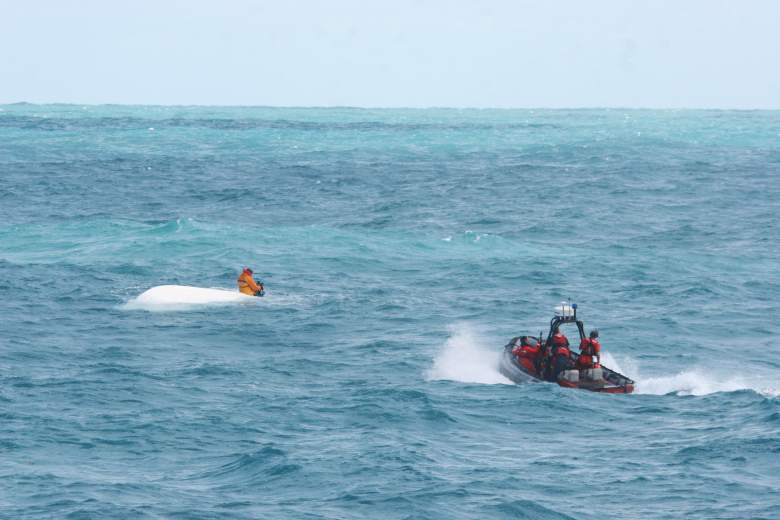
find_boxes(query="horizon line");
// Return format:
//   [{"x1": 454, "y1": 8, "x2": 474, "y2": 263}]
[{"x1": 2, "y1": 101, "x2": 780, "y2": 112}]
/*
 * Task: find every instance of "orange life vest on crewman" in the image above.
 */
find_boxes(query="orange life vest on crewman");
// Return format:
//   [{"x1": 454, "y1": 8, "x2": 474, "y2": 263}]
[
  {"x1": 578, "y1": 338, "x2": 601, "y2": 368},
  {"x1": 552, "y1": 332, "x2": 569, "y2": 348},
  {"x1": 237, "y1": 268, "x2": 263, "y2": 295},
  {"x1": 512, "y1": 338, "x2": 541, "y2": 375}
]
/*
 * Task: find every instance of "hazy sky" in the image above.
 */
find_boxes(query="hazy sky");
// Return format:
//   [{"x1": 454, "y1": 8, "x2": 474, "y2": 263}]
[{"x1": 2, "y1": 0, "x2": 779, "y2": 108}]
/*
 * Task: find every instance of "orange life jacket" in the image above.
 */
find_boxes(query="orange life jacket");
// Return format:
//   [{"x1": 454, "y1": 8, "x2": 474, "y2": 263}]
[
  {"x1": 580, "y1": 338, "x2": 601, "y2": 354},
  {"x1": 513, "y1": 345, "x2": 540, "y2": 374},
  {"x1": 237, "y1": 271, "x2": 262, "y2": 295},
  {"x1": 578, "y1": 338, "x2": 601, "y2": 368},
  {"x1": 513, "y1": 345, "x2": 540, "y2": 359}
]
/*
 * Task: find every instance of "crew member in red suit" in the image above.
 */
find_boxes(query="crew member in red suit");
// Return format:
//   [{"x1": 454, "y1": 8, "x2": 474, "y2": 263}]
[
  {"x1": 513, "y1": 337, "x2": 541, "y2": 375},
  {"x1": 578, "y1": 330, "x2": 601, "y2": 369},
  {"x1": 552, "y1": 327, "x2": 569, "y2": 349},
  {"x1": 549, "y1": 327, "x2": 572, "y2": 380}
]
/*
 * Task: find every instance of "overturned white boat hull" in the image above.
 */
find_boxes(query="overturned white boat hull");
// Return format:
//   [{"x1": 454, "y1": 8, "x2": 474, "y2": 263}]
[{"x1": 125, "y1": 285, "x2": 256, "y2": 311}]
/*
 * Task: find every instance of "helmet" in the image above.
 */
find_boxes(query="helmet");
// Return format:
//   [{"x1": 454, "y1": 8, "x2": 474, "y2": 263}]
[
  {"x1": 590, "y1": 329, "x2": 599, "y2": 339},
  {"x1": 244, "y1": 267, "x2": 253, "y2": 274}
]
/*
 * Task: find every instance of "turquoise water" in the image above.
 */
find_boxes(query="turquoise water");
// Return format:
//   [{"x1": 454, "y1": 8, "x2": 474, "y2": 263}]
[{"x1": 1, "y1": 104, "x2": 779, "y2": 519}]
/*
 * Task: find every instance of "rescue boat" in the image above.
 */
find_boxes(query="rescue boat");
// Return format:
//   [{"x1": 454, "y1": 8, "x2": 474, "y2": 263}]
[{"x1": 499, "y1": 303, "x2": 635, "y2": 394}]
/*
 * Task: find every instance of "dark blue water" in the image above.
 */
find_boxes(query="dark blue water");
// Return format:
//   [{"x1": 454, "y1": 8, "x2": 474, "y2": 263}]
[{"x1": 1, "y1": 105, "x2": 779, "y2": 519}]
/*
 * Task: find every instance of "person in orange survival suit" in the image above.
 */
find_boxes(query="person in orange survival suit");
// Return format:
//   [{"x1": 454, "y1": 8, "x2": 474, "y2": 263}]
[
  {"x1": 237, "y1": 267, "x2": 265, "y2": 296},
  {"x1": 577, "y1": 330, "x2": 601, "y2": 369},
  {"x1": 512, "y1": 337, "x2": 541, "y2": 376}
]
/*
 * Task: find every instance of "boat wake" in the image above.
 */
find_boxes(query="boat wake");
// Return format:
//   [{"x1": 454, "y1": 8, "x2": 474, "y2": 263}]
[
  {"x1": 601, "y1": 352, "x2": 778, "y2": 397},
  {"x1": 426, "y1": 323, "x2": 512, "y2": 385},
  {"x1": 636, "y1": 370, "x2": 778, "y2": 397},
  {"x1": 123, "y1": 285, "x2": 257, "y2": 312}
]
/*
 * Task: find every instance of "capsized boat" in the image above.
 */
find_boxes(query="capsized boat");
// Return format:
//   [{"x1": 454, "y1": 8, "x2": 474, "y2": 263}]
[{"x1": 499, "y1": 303, "x2": 634, "y2": 394}]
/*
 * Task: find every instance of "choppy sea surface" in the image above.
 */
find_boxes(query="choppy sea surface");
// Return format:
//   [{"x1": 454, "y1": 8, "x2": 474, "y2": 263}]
[{"x1": 1, "y1": 104, "x2": 779, "y2": 519}]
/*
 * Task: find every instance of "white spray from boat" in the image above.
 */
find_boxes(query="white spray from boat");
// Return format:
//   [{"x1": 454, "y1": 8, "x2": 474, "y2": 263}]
[{"x1": 426, "y1": 323, "x2": 512, "y2": 385}]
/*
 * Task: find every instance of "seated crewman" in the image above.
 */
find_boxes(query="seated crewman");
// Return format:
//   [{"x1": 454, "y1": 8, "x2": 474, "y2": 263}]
[{"x1": 237, "y1": 267, "x2": 264, "y2": 296}]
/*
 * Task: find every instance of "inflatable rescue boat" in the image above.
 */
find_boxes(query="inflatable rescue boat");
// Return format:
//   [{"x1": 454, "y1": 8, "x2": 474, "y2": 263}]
[{"x1": 499, "y1": 303, "x2": 634, "y2": 394}]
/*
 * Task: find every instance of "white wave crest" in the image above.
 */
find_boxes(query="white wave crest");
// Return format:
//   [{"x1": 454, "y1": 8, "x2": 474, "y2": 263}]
[
  {"x1": 426, "y1": 323, "x2": 512, "y2": 385},
  {"x1": 123, "y1": 285, "x2": 257, "y2": 311}
]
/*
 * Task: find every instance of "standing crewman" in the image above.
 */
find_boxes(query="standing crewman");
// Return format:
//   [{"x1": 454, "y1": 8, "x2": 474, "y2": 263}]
[
  {"x1": 542, "y1": 327, "x2": 572, "y2": 381},
  {"x1": 552, "y1": 327, "x2": 569, "y2": 350},
  {"x1": 578, "y1": 330, "x2": 601, "y2": 369},
  {"x1": 550, "y1": 327, "x2": 572, "y2": 380},
  {"x1": 237, "y1": 267, "x2": 265, "y2": 296}
]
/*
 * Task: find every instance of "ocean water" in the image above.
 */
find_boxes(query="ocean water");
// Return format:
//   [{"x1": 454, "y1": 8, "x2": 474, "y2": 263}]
[{"x1": 1, "y1": 104, "x2": 779, "y2": 519}]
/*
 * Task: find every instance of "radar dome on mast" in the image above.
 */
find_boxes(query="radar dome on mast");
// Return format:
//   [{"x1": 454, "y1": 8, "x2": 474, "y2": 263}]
[{"x1": 554, "y1": 301, "x2": 576, "y2": 317}]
